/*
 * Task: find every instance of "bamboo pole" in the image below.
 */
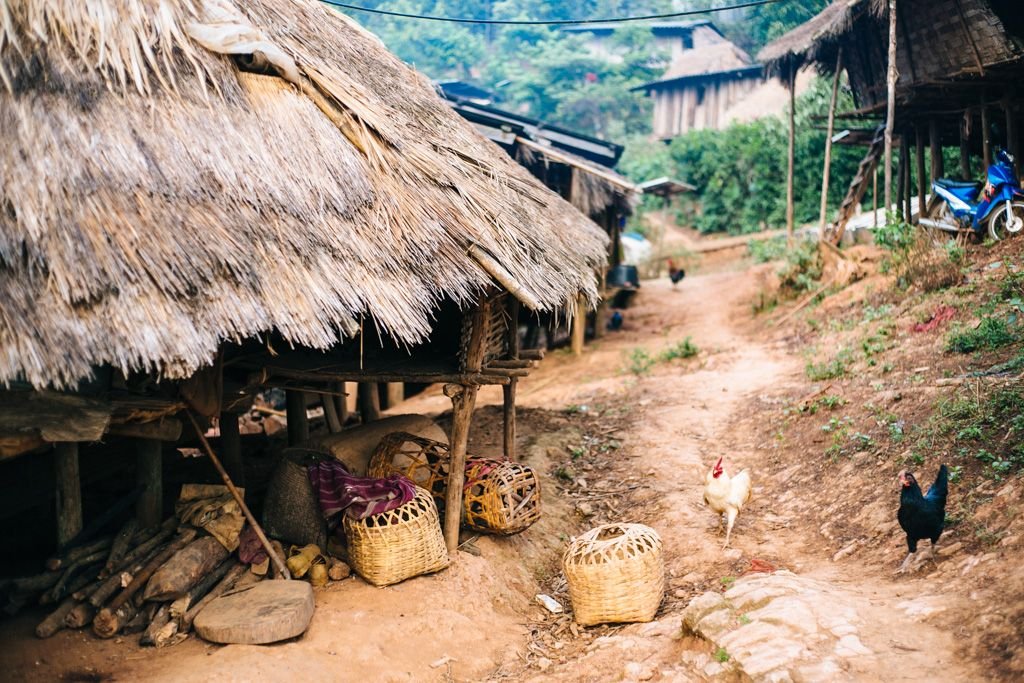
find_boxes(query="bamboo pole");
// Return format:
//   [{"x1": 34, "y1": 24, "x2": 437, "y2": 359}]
[
  {"x1": 503, "y1": 297, "x2": 520, "y2": 461},
  {"x1": 884, "y1": 0, "x2": 898, "y2": 214},
  {"x1": 915, "y1": 125, "x2": 926, "y2": 224},
  {"x1": 786, "y1": 59, "x2": 796, "y2": 243},
  {"x1": 184, "y1": 411, "x2": 289, "y2": 580},
  {"x1": 54, "y1": 443, "x2": 82, "y2": 551},
  {"x1": 981, "y1": 103, "x2": 991, "y2": 169},
  {"x1": 570, "y1": 295, "x2": 586, "y2": 357},
  {"x1": 820, "y1": 48, "x2": 843, "y2": 236}
]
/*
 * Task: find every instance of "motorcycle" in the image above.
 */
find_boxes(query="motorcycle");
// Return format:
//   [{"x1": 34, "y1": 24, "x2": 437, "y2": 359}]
[{"x1": 919, "y1": 149, "x2": 1024, "y2": 241}]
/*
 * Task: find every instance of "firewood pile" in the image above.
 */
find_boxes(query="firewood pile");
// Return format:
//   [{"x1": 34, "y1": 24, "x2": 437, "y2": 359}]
[{"x1": 1, "y1": 510, "x2": 351, "y2": 647}]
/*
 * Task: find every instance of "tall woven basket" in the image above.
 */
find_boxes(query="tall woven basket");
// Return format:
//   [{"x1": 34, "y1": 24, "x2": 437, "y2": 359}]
[
  {"x1": 369, "y1": 433, "x2": 541, "y2": 534},
  {"x1": 562, "y1": 524, "x2": 664, "y2": 626},
  {"x1": 343, "y1": 486, "x2": 449, "y2": 587}
]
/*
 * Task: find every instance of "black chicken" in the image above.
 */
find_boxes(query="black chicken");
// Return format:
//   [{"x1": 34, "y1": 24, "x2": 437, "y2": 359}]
[
  {"x1": 896, "y1": 464, "x2": 948, "y2": 574},
  {"x1": 667, "y1": 259, "x2": 686, "y2": 288}
]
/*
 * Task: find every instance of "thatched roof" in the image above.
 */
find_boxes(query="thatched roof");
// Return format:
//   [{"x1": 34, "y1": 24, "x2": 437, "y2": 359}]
[
  {"x1": 635, "y1": 42, "x2": 761, "y2": 92},
  {"x1": 0, "y1": 0, "x2": 609, "y2": 390},
  {"x1": 757, "y1": 0, "x2": 864, "y2": 72}
]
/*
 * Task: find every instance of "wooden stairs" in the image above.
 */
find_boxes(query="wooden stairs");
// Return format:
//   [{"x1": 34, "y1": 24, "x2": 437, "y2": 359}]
[{"x1": 830, "y1": 124, "x2": 886, "y2": 244}]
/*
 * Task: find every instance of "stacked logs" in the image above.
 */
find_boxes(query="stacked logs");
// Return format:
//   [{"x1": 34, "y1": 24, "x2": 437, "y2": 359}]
[{"x1": 2, "y1": 516, "x2": 262, "y2": 647}]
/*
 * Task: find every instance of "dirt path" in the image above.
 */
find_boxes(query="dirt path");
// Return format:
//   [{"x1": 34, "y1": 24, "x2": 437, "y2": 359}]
[{"x1": 485, "y1": 266, "x2": 981, "y2": 682}]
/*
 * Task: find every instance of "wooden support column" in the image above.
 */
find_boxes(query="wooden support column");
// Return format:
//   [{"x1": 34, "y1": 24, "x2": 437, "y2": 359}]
[
  {"x1": 1007, "y1": 98, "x2": 1020, "y2": 176},
  {"x1": 981, "y1": 104, "x2": 991, "y2": 170},
  {"x1": 903, "y1": 135, "x2": 912, "y2": 222},
  {"x1": 929, "y1": 118, "x2": 944, "y2": 183},
  {"x1": 873, "y1": 166, "x2": 879, "y2": 228},
  {"x1": 883, "y1": 0, "x2": 898, "y2": 213},
  {"x1": 219, "y1": 413, "x2": 245, "y2": 488},
  {"x1": 820, "y1": 48, "x2": 843, "y2": 236},
  {"x1": 570, "y1": 294, "x2": 586, "y2": 357},
  {"x1": 960, "y1": 115, "x2": 972, "y2": 180},
  {"x1": 285, "y1": 390, "x2": 308, "y2": 446},
  {"x1": 334, "y1": 382, "x2": 348, "y2": 427},
  {"x1": 786, "y1": 59, "x2": 796, "y2": 242},
  {"x1": 503, "y1": 298, "x2": 521, "y2": 461},
  {"x1": 897, "y1": 135, "x2": 908, "y2": 221},
  {"x1": 443, "y1": 383, "x2": 478, "y2": 553},
  {"x1": 321, "y1": 395, "x2": 342, "y2": 433},
  {"x1": 357, "y1": 382, "x2": 380, "y2": 423},
  {"x1": 915, "y1": 125, "x2": 926, "y2": 223},
  {"x1": 385, "y1": 383, "x2": 404, "y2": 410},
  {"x1": 136, "y1": 438, "x2": 162, "y2": 528},
  {"x1": 54, "y1": 442, "x2": 82, "y2": 550}
]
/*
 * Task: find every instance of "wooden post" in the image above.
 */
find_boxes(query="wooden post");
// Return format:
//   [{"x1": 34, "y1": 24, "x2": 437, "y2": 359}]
[
  {"x1": 503, "y1": 298, "x2": 520, "y2": 461},
  {"x1": 929, "y1": 117, "x2": 944, "y2": 183},
  {"x1": 820, "y1": 48, "x2": 843, "y2": 236},
  {"x1": 915, "y1": 125, "x2": 926, "y2": 223},
  {"x1": 321, "y1": 395, "x2": 342, "y2": 433},
  {"x1": 54, "y1": 442, "x2": 82, "y2": 550},
  {"x1": 960, "y1": 114, "x2": 972, "y2": 180},
  {"x1": 218, "y1": 413, "x2": 245, "y2": 487},
  {"x1": 903, "y1": 135, "x2": 912, "y2": 222},
  {"x1": 357, "y1": 382, "x2": 380, "y2": 423},
  {"x1": 883, "y1": 0, "x2": 898, "y2": 214},
  {"x1": 285, "y1": 390, "x2": 308, "y2": 446},
  {"x1": 135, "y1": 439, "x2": 162, "y2": 528},
  {"x1": 334, "y1": 382, "x2": 348, "y2": 427},
  {"x1": 385, "y1": 383, "x2": 404, "y2": 410},
  {"x1": 786, "y1": 59, "x2": 796, "y2": 242},
  {"x1": 443, "y1": 383, "x2": 477, "y2": 553},
  {"x1": 1006, "y1": 98, "x2": 1020, "y2": 176},
  {"x1": 570, "y1": 294, "x2": 586, "y2": 356},
  {"x1": 981, "y1": 103, "x2": 991, "y2": 170},
  {"x1": 896, "y1": 135, "x2": 908, "y2": 220},
  {"x1": 873, "y1": 165, "x2": 879, "y2": 227}
]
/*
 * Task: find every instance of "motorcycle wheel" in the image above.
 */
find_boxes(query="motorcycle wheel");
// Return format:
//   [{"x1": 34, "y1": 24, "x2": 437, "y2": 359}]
[{"x1": 988, "y1": 201, "x2": 1024, "y2": 241}]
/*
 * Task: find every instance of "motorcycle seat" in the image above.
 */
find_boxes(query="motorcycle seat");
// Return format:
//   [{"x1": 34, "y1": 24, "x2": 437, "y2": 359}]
[{"x1": 934, "y1": 178, "x2": 982, "y2": 190}]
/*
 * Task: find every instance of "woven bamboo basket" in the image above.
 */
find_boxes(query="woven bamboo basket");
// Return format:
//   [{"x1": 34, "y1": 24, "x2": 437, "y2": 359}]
[
  {"x1": 369, "y1": 433, "x2": 541, "y2": 534},
  {"x1": 343, "y1": 486, "x2": 449, "y2": 587},
  {"x1": 562, "y1": 524, "x2": 664, "y2": 626},
  {"x1": 463, "y1": 458, "x2": 541, "y2": 534}
]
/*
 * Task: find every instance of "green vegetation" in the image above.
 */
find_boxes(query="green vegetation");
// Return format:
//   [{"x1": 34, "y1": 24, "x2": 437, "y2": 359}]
[
  {"x1": 714, "y1": 647, "x2": 731, "y2": 663},
  {"x1": 925, "y1": 387, "x2": 1024, "y2": 479},
  {"x1": 946, "y1": 317, "x2": 1016, "y2": 353},
  {"x1": 625, "y1": 348, "x2": 656, "y2": 376},
  {"x1": 806, "y1": 355, "x2": 850, "y2": 381},
  {"x1": 661, "y1": 337, "x2": 699, "y2": 361}
]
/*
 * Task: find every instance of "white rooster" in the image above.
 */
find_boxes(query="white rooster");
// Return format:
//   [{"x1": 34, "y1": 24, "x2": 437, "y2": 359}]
[{"x1": 703, "y1": 456, "x2": 752, "y2": 548}]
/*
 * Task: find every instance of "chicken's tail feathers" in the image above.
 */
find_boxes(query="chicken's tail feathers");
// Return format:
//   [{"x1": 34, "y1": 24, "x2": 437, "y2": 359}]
[{"x1": 926, "y1": 464, "x2": 948, "y2": 503}]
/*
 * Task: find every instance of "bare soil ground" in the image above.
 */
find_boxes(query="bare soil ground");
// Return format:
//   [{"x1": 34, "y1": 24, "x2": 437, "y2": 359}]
[{"x1": 2, "y1": 236, "x2": 1020, "y2": 682}]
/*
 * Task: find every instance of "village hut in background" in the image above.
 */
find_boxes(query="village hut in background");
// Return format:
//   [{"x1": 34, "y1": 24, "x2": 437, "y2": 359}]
[
  {"x1": 0, "y1": 0, "x2": 608, "y2": 556},
  {"x1": 440, "y1": 87, "x2": 640, "y2": 354},
  {"x1": 760, "y1": 0, "x2": 1024, "y2": 243}
]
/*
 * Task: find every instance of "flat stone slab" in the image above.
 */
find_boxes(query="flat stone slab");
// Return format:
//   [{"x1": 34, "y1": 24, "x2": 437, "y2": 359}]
[
  {"x1": 194, "y1": 580, "x2": 315, "y2": 645},
  {"x1": 680, "y1": 571, "x2": 874, "y2": 682}
]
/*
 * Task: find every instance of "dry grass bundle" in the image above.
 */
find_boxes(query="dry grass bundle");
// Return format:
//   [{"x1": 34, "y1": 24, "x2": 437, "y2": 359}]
[
  {"x1": 562, "y1": 523, "x2": 664, "y2": 626},
  {"x1": 0, "y1": 0, "x2": 608, "y2": 389},
  {"x1": 343, "y1": 486, "x2": 449, "y2": 587}
]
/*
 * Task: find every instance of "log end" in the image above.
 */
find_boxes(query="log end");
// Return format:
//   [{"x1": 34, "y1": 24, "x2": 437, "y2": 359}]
[{"x1": 92, "y1": 609, "x2": 117, "y2": 639}]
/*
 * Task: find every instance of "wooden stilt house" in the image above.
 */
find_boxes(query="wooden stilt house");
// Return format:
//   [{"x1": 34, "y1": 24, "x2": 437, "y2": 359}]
[
  {"x1": 0, "y1": 0, "x2": 608, "y2": 555},
  {"x1": 759, "y1": 0, "x2": 1024, "y2": 242}
]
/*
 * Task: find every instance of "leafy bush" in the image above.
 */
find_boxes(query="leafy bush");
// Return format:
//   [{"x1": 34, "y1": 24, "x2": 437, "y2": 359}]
[
  {"x1": 748, "y1": 236, "x2": 789, "y2": 263},
  {"x1": 777, "y1": 239, "x2": 823, "y2": 294},
  {"x1": 661, "y1": 337, "x2": 699, "y2": 361},
  {"x1": 806, "y1": 357, "x2": 848, "y2": 381},
  {"x1": 946, "y1": 317, "x2": 1016, "y2": 353}
]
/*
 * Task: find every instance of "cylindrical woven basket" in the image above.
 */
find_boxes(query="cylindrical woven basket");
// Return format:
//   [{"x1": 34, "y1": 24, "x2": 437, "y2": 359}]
[
  {"x1": 343, "y1": 486, "x2": 449, "y2": 587},
  {"x1": 262, "y1": 448, "x2": 327, "y2": 549},
  {"x1": 463, "y1": 458, "x2": 541, "y2": 535},
  {"x1": 562, "y1": 523, "x2": 664, "y2": 626},
  {"x1": 370, "y1": 433, "x2": 541, "y2": 535}
]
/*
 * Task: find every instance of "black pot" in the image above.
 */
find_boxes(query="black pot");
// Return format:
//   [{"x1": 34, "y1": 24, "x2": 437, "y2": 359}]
[{"x1": 607, "y1": 264, "x2": 640, "y2": 289}]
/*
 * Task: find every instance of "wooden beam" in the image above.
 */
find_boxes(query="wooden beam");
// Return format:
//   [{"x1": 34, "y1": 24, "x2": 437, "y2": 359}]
[
  {"x1": 786, "y1": 59, "x2": 796, "y2": 242},
  {"x1": 285, "y1": 390, "x2": 309, "y2": 445},
  {"x1": 915, "y1": 125, "x2": 926, "y2": 224},
  {"x1": 218, "y1": 413, "x2": 245, "y2": 487},
  {"x1": 820, "y1": 48, "x2": 843, "y2": 236},
  {"x1": 135, "y1": 438, "x2": 162, "y2": 528},
  {"x1": 357, "y1": 383, "x2": 380, "y2": 424},
  {"x1": 54, "y1": 442, "x2": 82, "y2": 550},
  {"x1": 883, "y1": 0, "x2": 898, "y2": 214},
  {"x1": 929, "y1": 117, "x2": 944, "y2": 183},
  {"x1": 442, "y1": 383, "x2": 477, "y2": 553},
  {"x1": 106, "y1": 419, "x2": 182, "y2": 442}
]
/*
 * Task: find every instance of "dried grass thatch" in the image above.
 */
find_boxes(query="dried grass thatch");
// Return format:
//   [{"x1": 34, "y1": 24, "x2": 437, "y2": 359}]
[
  {"x1": 757, "y1": 0, "x2": 864, "y2": 73},
  {"x1": 0, "y1": 0, "x2": 609, "y2": 390}
]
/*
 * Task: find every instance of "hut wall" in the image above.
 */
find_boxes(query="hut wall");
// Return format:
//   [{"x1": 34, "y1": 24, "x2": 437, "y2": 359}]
[{"x1": 652, "y1": 74, "x2": 762, "y2": 139}]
